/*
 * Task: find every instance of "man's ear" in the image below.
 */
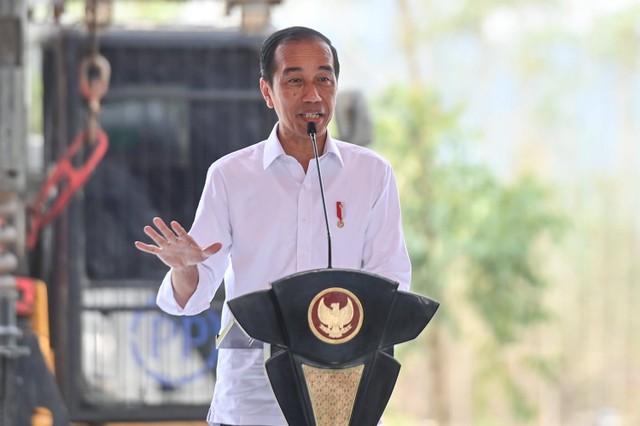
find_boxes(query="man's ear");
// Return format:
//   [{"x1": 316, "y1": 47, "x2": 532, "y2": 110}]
[{"x1": 260, "y1": 78, "x2": 274, "y2": 109}]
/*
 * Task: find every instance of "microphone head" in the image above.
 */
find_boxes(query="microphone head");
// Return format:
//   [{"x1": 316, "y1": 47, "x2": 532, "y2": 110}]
[{"x1": 307, "y1": 122, "x2": 317, "y2": 136}]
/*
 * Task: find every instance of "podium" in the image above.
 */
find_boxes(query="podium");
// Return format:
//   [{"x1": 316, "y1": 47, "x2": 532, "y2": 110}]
[{"x1": 218, "y1": 268, "x2": 439, "y2": 426}]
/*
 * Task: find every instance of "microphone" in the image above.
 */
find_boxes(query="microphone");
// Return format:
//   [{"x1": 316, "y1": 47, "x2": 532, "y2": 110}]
[{"x1": 307, "y1": 122, "x2": 333, "y2": 269}]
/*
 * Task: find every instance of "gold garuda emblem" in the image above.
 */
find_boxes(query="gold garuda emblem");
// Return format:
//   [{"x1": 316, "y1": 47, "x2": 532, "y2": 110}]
[{"x1": 308, "y1": 287, "x2": 364, "y2": 344}]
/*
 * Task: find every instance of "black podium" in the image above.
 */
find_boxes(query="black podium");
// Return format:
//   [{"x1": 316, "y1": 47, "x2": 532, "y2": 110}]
[{"x1": 220, "y1": 268, "x2": 439, "y2": 426}]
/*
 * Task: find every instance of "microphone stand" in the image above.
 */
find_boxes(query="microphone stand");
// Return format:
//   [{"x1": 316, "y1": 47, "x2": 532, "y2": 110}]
[{"x1": 307, "y1": 122, "x2": 332, "y2": 269}]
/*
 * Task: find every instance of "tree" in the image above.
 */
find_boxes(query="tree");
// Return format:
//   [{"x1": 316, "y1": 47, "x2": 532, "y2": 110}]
[{"x1": 373, "y1": 84, "x2": 565, "y2": 424}]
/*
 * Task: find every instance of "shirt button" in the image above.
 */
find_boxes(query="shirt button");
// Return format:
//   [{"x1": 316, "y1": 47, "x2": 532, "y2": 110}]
[
  {"x1": 300, "y1": 252, "x2": 307, "y2": 258},
  {"x1": 301, "y1": 217, "x2": 308, "y2": 223}
]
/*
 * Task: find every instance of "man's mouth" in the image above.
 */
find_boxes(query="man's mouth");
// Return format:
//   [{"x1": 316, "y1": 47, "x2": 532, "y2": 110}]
[{"x1": 302, "y1": 113, "x2": 321, "y2": 119}]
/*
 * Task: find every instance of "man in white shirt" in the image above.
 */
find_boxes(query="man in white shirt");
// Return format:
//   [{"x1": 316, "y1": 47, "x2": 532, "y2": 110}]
[{"x1": 135, "y1": 26, "x2": 411, "y2": 426}]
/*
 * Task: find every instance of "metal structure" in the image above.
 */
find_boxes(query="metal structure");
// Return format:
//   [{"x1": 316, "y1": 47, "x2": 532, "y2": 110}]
[
  {"x1": 0, "y1": 0, "x2": 30, "y2": 423},
  {"x1": 37, "y1": 25, "x2": 277, "y2": 422},
  {"x1": 224, "y1": 0, "x2": 283, "y2": 32}
]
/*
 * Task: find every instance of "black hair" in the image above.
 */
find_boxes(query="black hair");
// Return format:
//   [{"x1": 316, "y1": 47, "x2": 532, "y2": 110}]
[{"x1": 259, "y1": 26, "x2": 340, "y2": 86}]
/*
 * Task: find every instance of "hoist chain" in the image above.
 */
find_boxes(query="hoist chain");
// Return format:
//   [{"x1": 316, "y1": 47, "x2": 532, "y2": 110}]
[
  {"x1": 82, "y1": 0, "x2": 112, "y2": 143},
  {"x1": 27, "y1": 0, "x2": 112, "y2": 250}
]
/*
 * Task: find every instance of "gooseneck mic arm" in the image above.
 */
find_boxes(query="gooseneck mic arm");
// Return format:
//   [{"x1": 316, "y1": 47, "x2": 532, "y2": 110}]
[{"x1": 307, "y1": 122, "x2": 333, "y2": 269}]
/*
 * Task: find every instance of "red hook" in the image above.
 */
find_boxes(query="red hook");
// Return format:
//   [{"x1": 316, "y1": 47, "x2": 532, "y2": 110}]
[{"x1": 27, "y1": 129, "x2": 109, "y2": 250}]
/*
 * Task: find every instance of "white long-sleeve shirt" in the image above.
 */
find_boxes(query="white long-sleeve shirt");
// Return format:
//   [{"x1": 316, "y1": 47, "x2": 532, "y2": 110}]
[{"x1": 157, "y1": 123, "x2": 411, "y2": 426}]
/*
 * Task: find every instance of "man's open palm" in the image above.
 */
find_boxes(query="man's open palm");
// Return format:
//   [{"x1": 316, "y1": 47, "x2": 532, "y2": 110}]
[{"x1": 134, "y1": 217, "x2": 222, "y2": 269}]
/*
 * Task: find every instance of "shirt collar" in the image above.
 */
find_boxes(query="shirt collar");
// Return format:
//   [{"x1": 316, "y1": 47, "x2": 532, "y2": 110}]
[{"x1": 263, "y1": 122, "x2": 344, "y2": 170}]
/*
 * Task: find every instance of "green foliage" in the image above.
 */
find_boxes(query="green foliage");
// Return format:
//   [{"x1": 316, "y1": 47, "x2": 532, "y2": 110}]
[
  {"x1": 373, "y1": 83, "x2": 566, "y2": 422},
  {"x1": 374, "y1": 85, "x2": 465, "y2": 298},
  {"x1": 465, "y1": 174, "x2": 565, "y2": 342},
  {"x1": 372, "y1": 81, "x2": 565, "y2": 345}
]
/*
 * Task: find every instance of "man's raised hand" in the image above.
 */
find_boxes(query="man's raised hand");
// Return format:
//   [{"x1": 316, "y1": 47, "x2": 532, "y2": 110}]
[{"x1": 134, "y1": 217, "x2": 222, "y2": 269}]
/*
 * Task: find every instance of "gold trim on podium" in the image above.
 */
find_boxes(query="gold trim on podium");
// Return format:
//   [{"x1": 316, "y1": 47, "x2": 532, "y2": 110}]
[{"x1": 302, "y1": 364, "x2": 365, "y2": 426}]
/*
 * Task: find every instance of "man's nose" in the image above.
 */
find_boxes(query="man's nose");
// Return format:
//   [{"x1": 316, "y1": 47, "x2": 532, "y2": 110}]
[{"x1": 302, "y1": 83, "x2": 321, "y2": 102}]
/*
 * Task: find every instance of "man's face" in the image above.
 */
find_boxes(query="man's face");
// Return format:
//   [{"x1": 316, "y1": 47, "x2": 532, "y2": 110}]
[{"x1": 260, "y1": 38, "x2": 337, "y2": 145}]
